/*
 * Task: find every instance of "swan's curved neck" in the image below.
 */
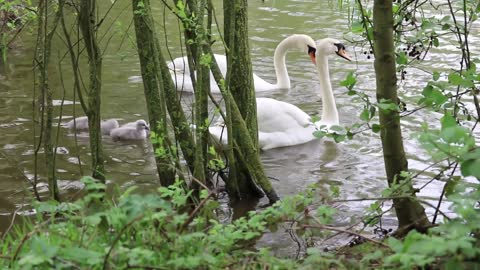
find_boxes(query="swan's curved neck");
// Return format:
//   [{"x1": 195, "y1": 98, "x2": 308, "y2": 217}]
[
  {"x1": 273, "y1": 38, "x2": 293, "y2": 89},
  {"x1": 316, "y1": 55, "x2": 339, "y2": 125}
]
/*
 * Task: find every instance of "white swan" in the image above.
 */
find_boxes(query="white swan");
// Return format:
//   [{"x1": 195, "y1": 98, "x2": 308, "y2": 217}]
[
  {"x1": 65, "y1": 116, "x2": 119, "y2": 136},
  {"x1": 209, "y1": 38, "x2": 351, "y2": 150},
  {"x1": 168, "y1": 34, "x2": 317, "y2": 93},
  {"x1": 110, "y1": 120, "x2": 150, "y2": 141}
]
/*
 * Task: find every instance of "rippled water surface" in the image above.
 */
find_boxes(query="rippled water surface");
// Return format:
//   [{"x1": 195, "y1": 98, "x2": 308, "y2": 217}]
[{"x1": 1, "y1": 0, "x2": 477, "y2": 256}]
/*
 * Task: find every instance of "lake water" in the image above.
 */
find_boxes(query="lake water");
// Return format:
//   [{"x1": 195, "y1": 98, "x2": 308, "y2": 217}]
[{"x1": 0, "y1": 0, "x2": 476, "y2": 256}]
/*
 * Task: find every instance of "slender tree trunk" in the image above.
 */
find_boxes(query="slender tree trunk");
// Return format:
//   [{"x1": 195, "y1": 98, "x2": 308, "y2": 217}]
[
  {"x1": 132, "y1": 0, "x2": 177, "y2": 186},
  {"x1": 78, "y1": 0, "x2": 105, "y2": 182},
  {"x1": 373, "y1": 0, "x2": 430, "y2": 235},
  {"x1": 171, "y1": 0, "x2": 211, "y2": 187},
  {"x1": 35, "y1": 0, "x2": 61, "y2": 201},
  {"x1": 190, "y1": 0, "x2": 209, "y2": 185},
  {"x1": 157, "y1": 48, "x2": 196, "y2": 174}
]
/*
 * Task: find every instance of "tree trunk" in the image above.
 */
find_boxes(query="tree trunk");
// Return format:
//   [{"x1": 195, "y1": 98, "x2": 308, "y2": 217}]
[
  {"x1": 221, "y1": 0, "x2": 277, "y2": 202},
  {"x1": 190, "y1": 0, "x2": 209, "y2": 185},
  {"x1": 35, "y1": 0, "x2": 61, "y2": 201},
  {"x1": 157, "y1": 47, "x2": 196, "y2": 174},
  {"x1": 78, "y1": 0, "x2": 105, "y2": 182},
  {"x1": 224, "y1": 0, "x2": 261, "y2": 198},
  {"x1": 132, "y1": 0, "x2": 177, "y2": 186},
  {"x1": 224, "y1": 0, "x2": 258, "y2": 143},
  {"x1": 206, "y1": 44, "x2": 279, "y2": 203},
  {"x1": 373, "y1": 0, "x2": 430, "y2": 234}
]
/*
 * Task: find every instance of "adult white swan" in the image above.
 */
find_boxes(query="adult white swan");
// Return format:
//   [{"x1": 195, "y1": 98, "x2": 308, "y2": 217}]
[
  {"x1": 209, "y1": 38, "x2": 352, "y2": 150},
  {"x1": 168, "y1": 34, "x2": 317, "y2": 93}
]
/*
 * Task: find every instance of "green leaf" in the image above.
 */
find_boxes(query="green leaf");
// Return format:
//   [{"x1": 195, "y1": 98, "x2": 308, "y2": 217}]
[
  {"x1": 461, "y1": 159, "x2": 480, "y2": 179},
  {"x1": 461, "y1": 148, "x2": 480, "y2": 160},
  {"x1": 310, "y1": 115, "x2": 321, "y2": 123},
  {"x1": 313, "y1": 130, "x2": 326, "y2": 138},
  {"x1": 199, "y1": 53, "x2": 212, "y2": 67},
  {"x1": 62, "y1": 247, "x2": 103, "y2": 265},
  {"x1": 388, "y1": 237, "x2": 404, "y2": 253},
  {"x1": 396, "y1": 51, "x2": 408, "y2": 65},
  {"x1": 433, "y1": 71, "x2": 440, "y2": 81},
  {"x1": 333, "y1": 134, "x2": 346, "y2": 143},
  {"x1": 444, "y1": 176, "x2": 461, "y2": 196},
  {"x1": 347, "y1": 90, "x2": 357, "y2": 96},
  {"x1": 421, "y1": 84, "x2": 448, "y2": 106},
  {"x1": 440, "y1": 113, "x2": 457, "y2": 130},
  {"x1": 448, "y1": 73, "x2": 474, "y2": 87},
  {"x1": 329, "y1": 125, "x2": 345, "y2": 133},
  {"x1": 448, "y1": 73, "x2": 461, "y2": 85},
  {"x1": 360, "y1": 108, "x2": 370, "y2": 121},
  {"x1": 377, "y1": 99, "x2": 398, "y2": 112},
  {"x1": 340, "y1": 71, "x2": 356, "y2": 90},
  {"x1": 372, "y1": 124, "x2": 381, "y2": 133}
]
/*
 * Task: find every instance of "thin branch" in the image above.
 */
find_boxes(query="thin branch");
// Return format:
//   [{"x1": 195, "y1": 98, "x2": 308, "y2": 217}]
[
  {"x1": 302, "y1": 224, "x2": 390, "y2": 248},
  {"x1": 180, "y1": 191, "x2": 215, "y2": 232},
  {"x1": 103, "y1": 214, "x2": 145, "y2": 270}
]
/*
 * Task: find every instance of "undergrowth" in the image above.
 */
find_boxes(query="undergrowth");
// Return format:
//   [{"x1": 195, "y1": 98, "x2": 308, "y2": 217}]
[{"x1": 1, "y1": 177, "x2": 479, "y2": 269}]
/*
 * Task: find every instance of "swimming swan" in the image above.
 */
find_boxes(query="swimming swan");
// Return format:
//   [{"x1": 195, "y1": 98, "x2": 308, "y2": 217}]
[
  {"x1": 209, "y1": 38, "x2": 352, "y2": 150},
  {"x1": 168, "y1": 34, "x2": 317, "y2": 93},
  {"x1": 65, "y1": 116, "x2": 119, "y2": 136},
  {"x1": 110, "y1": 120, "x2": 150, "y2": 141}
]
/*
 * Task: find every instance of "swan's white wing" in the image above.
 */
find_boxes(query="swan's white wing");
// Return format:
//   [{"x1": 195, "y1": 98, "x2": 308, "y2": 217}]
[
  {"x1": 256, "y1": 98, "x2": 317, "y2": 149},
  {"x1": 167, "y1": 54, "x2": 227, "y2": 75},
  {"x1": 168, "y1": 54, "x2": 226, "y2": 92},
  {"x1": 167, "y1": 54, "x2": 280, "y2": 92},
  {"x1": 256, "y1": 98, "x2": 311, "y2": 133}
]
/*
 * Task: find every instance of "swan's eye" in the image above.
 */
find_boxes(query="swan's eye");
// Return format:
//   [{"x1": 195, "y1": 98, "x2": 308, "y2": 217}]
[
  {"x1": 334, "y1": 43, "x2": 346, "y2": 52},
  {"x1": 307, "y1": 45, "x2": 316, "y2": 54}
]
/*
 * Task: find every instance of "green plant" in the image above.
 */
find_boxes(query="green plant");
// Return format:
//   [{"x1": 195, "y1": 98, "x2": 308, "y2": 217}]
[{"x1": 1, "y1": 177, "x2": 341, "y2": 269}]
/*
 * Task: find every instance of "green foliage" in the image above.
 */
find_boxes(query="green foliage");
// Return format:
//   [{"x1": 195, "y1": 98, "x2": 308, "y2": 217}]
[
  {"x1": 0, "y1": 0, "x2": 37, "y2": 61},
  {"x1": 133, "y1": 0, "x2": 145, "y2": 15},
  {"x1": 2, "y1": 177, "x2": 345, "y2": 269},
  {"x1": 419, "y1": 112, "x2": 476, "y2": 163},
  {"x1": 380, "y1": 183, "x2": 480, "y2": 269}
]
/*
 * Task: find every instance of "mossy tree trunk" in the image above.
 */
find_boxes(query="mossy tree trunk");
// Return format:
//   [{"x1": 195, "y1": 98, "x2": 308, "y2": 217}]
[
  {"x1": 156, "y1": 47, "x2": 196, "y2": 174},
  {"x1": 223, "y1": 0, "x2": 263, "y2": 199},
  {"x1": 78, "y1": 0, "x2": 105, "y2": 182},
  {"x1": 34, "y1": 0, "x2": 62, "y2": 201},
  {"x1": 172, "y1": 0, "x2": 211, "y2": 187},
  {"x1": 132, "y1": 0, "x2": 179, "y2": 186},
  {"x1": 187, "y1": 0, "x2": 210, "y2": 185},
  {"x1": 373, "y1": 0, "x2": 431, "y2": 234}
]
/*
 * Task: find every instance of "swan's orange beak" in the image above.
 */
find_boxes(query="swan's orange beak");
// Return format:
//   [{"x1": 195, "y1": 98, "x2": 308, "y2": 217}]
[
  {"x1": 336, "y1": 48, "x2": 352, "y2": 61},
  {"x1": 308, "y1": 51, "x2": 316, "y2": 65}
]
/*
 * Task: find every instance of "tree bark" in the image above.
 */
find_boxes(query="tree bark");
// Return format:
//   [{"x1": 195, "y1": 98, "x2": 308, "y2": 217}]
[
  {"x1": 223, "y1": 0, "x2": 264, "y2": 199},
  {"x1": 78, "y1": 0, "x2": 105, "y2": 182},
  {"x1": 132, "y1": 0, "x2": 177, "y2": 186},
  {"x1": 35, "y1": 0, "x2": 61, "y2": 201},
  {"x1": 373, "y1": 0, "x2": 430, "y2": 234},
  {"x1": 207, "y1": 55, "x2": 279, "y2": 203},
  {"x1": 190, "y1": 0, "x2": 209, "y2": 185}
]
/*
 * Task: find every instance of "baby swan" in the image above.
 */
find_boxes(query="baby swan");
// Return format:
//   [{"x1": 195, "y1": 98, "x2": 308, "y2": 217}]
[
  {"x1": 110, "y1": 120, "x2": 150, "y2": 141},
  {"x1": 66, "y1": 116, "x2": 119, "y2": 136}
]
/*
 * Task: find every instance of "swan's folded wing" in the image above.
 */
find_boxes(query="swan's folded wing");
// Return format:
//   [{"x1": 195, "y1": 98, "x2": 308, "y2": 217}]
[{"x1": 256, "y1": 98, "x2": 311, "y2": 133}]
